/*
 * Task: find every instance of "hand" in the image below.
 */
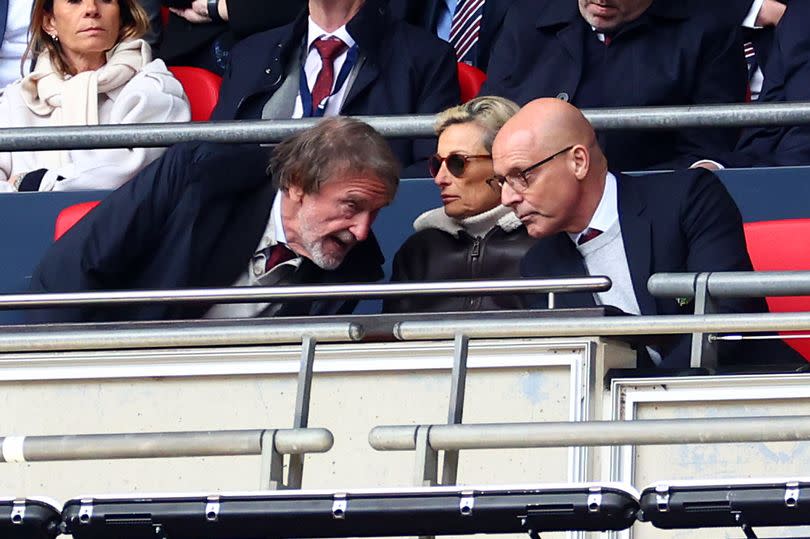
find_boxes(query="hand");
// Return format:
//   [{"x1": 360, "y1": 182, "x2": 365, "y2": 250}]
[
  {"x1": 691, "y1": 161, "x2": 721, "y2": 171},
  {"x1": 755, "y1": 0, "x2": 787, "y2": 27},
  {"x1": 6, "y1": 173, "x2": 23, "y2": 190},
  {"x1": 169, "y1": 0, "x2": 211, "y2": 23}
]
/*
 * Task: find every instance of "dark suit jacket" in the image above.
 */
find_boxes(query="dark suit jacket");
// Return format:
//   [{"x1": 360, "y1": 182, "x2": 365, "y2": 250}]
[
  {"x1": 730, "y1": 0, "x2": 810, "y2": 167},
  {"x1": 387, "y1": 0, "x2": 512, "y2": 70},
  {"x1": 210, "y1": 0, "x2": 460, "y2": 177},
  {"x1": 158, "y1": 0, "x2": 306, "y2": 73},
  {"x1": 29, "y1": 142, "x2": 386, "y2": 323},
  {"x1": 520, "y1": 169, "x2": 802, "y2": 370},
  {"x1": 481, "y1": 0, "x2": 747, "y2": 171}
]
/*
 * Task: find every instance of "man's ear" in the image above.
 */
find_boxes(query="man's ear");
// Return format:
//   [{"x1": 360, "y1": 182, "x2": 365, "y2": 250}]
[
  {"x1": 572, "y1": 145, "x2": 590, "y2": 181},
  {"x1": 286, "y1": 185, "x2": 305, "y2": 204}
]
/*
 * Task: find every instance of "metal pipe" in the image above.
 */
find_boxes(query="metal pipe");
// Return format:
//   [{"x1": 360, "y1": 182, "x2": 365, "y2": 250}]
[
  {"x1": 369, "y1": 416, "x2": 810, "y2": 451},
  {"x1": 649, "y1": 271, "x2": 810, "y2": 298},
  {"x1": 0, "y1": 278, "x2": 611, "y2": 309},
  {"x1": 0, "y1": 322, "x2": 362, "y2": 352},
  {"x1": 0, "y1": 428, "x2": 332, "y2": 462},
  {"x1": 394, "y1": 311, "x2": 810, "y2": 340},
  {"x1": 1, "y1": 103, "x2": 809, "y2": 151}
]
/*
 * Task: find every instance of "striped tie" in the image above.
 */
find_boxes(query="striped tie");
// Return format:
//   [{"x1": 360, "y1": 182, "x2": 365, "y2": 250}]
[{"x1": 450, "y1": 0, "x2": 485, "y2": 65}]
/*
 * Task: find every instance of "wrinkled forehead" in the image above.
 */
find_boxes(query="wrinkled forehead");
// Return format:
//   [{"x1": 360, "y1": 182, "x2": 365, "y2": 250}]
[
  {"x1": 320, "y1": 171, "x2": 395, "y2": 205},
  {"x1": 492, "y1": 129, "x2": 542, "y2": 172}
]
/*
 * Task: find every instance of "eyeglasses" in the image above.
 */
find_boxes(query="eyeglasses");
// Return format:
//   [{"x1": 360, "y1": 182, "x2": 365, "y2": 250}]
[
  {"x1": 486, "y1": 145, "x2": 574, "y2": 192},
  {"x1": 428, "y1": 153, "x2": 492, "y2": 178}
]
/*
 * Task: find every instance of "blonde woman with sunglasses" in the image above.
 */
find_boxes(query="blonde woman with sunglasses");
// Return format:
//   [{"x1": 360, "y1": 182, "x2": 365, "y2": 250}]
[{"x1": 383, "y1": 96, "x2": 536, "y2": 313}]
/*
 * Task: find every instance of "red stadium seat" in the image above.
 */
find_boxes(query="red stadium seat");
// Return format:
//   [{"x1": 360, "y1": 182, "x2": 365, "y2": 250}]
[
  {"x1": 457, "y1": 63, "x2": 486, "y2": 104},
  {"x1": 744, "y1": 219, "x2": 810, "y2": 360},
  {"x1": 167, "y1": 66, "x2": 222, "y2": 122},
  {"x1": 54, "y1": 201, "x2": 100, "y2": 241},
  {"x1": 161, "y1": 6, "x2": 169, "y2": 26}
]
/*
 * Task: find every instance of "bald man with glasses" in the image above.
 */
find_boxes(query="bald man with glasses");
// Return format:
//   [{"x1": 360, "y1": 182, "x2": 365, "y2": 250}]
[{"x1": 492, "y1": 98, "x2": 803, "y2": 371}]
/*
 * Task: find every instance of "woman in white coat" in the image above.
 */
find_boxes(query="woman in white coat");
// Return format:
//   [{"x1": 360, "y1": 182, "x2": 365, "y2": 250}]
[{"x1": 0, "y1": 0, "x2": 190, "y2": 192}]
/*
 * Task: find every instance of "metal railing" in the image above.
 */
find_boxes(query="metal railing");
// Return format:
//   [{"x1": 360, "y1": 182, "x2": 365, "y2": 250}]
[
  {"x1": 0, "y1": 428, "x2": 333, "y2": 489},
  {"x1": 369, "y1": 416, "x2": 810, "y2": 450},
  {"x1": 0, "y1": 278, "x2": 611, "y2": 310},
  {"x1": 648, "y1": 270, "x2": 810, "y2": 368},
  {"x1": 1, "y1": 102, "x2": 809, "y2": 151}
]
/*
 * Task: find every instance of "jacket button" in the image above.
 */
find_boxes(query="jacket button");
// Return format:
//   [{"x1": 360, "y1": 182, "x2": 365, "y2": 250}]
[
  {"x1": 556, "y1": 92, "x2": 569, "y2": 102},
  {"x1": 265, "y1": 68, "x2": 271, "y2": 74}
]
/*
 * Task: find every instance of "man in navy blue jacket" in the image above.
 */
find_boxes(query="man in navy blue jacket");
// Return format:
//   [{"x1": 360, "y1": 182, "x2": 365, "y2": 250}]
[
  {"x1": 29, "y1": 119, "x2": 399, "y2": 323},
  {"x1": 730, "y1": 0, "x2": 810, "y2": 167},
  {"x1": 481, "y1": 0, "x2": 747, "y2": 172},
  {"x1": 211, "y1": 0, "x2": 460, "y2": 177},
  {"x1": 387, "y1": 0, "x2": 513, "y2": 71},
  {"x1": 491, "y1": 98, "x2": 802, "y2": 370}
]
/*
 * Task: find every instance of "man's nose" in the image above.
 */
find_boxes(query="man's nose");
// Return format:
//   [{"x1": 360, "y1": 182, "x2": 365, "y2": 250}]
[
  {"x1": 500, "y1": 182, "x2": 522, "y2": 207},
  {"x1": 349, "y1": 212, "x2": 374, "y2": 242}
]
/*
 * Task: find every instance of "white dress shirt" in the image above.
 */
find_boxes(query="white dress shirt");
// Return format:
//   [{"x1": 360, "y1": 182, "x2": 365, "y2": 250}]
[
  {"x1": 291, "y1": 17, "x2": 357, "y2": 119},
  {"x1": 204, "y1": 195, "x2": 302, "y2": 319},
  {"x1": 0, "y1": 0, "x2": 33, "y2": 88}
]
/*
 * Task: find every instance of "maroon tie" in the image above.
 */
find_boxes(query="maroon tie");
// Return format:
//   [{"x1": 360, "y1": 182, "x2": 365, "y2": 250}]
[
  {"x1": 577, "y1": 227, "x2": 603, "y2": 245},
  {"x1": 264, "y1": 243, "x2": 296, "y2": 273},
  {"x1": 310, "y1": 36, "x2": 348, "y2": 112}
]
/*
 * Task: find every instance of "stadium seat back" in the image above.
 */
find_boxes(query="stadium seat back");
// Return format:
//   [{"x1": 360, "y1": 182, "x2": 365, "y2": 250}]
[
  {"x1": 54, "y1": 201, "x2": 100, "y2": 241},
  {"x1": 168, "y1": 66, "x2": 222, "y2": 122},
  {"x1": 744, "y1": 219, "x2": 810, "y2": 360},
  {"x1": 457, "y1": 63, "x2": 486, "y2": 104}
]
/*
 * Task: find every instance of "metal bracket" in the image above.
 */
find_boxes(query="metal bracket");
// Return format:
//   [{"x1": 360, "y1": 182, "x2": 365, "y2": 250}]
[
  {"x1": 332, "y1": 493, "x2": 347, "y2": 519},
  {"x1": 78, "y1": 499, "x2": 93, "y2": 525},
  {"x1": 690, "y1": 272, "x2": 718, "y2": 369},
  {"x1": 733, "y1": 510, "x2": 758, "y2": 539},
  {"x1": 459, "y1": 490, "x2": 475, "y2": 516},
  {"x1": 587, "y1": 487, "x2": 602, "y2": 513},
  {"x1": 655, "y1": 484, "x2": 670, "y2": 513},
  {"x1": 205, "y1": 496, "x2": 220, "y2": 522},
  {"x1": 414, "y1": 425, "x2": 438, "y2": 487},
  {"x1": 259, "y1": 429, "x2": 284, "y2": 490},
  {"x1": 441, "y1": 333, "x2": 469, "y2": 486},
  {"x1": 10, "y1": 500, "x2": 24, "y2": 525},
  {"x1": 785, "y1": 482, "x2": 800, "y2": 508}
]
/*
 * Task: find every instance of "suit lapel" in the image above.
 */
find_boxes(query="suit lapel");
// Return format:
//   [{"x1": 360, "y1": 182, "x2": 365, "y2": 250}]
[
  {"x1": 616, "y1": 174, "x2": 656, "y2": 315},
  {"x1": 554, "y1": 21, "x2": 586, "y2": 101},
  {"x1": 523, "y1": 233, "x2": 596, "y2": 308}
]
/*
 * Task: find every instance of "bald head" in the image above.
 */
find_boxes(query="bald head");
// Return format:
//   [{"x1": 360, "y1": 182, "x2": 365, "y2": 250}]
[{"x1": 494, "y1": 98, "x2": 608, "y2": 238}]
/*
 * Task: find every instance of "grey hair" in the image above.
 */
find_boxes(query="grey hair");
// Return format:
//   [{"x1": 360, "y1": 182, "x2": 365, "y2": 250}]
[
  {"x1": 269, "y1": 117, "x2": 400, "y2": 197},
  {"x1": 434, "y1": 96, "x2": 520, "y2": 153}
]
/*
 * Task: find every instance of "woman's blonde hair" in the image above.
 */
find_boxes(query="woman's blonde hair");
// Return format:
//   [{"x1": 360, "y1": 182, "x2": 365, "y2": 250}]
[
  {"x1": 23, "y1": 0, "x2": 150, "y2": 76},
  {"x1": 434, "y1": 95, "x2": 520, "y2": 153}
]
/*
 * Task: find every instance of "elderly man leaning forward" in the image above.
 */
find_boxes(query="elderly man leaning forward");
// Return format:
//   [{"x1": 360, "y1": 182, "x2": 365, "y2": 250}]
[
  {"x1": 492, "y1": 98, "x2": 803, "y2": 370},
  {"x1": 29, "y1": 118, "x2": 399, "y2": 323}
]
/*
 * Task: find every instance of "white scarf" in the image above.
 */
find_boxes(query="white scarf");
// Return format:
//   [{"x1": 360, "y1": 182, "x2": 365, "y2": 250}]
[{"x1": 19, "y1": 39, "x2": 151, "y2": 167}]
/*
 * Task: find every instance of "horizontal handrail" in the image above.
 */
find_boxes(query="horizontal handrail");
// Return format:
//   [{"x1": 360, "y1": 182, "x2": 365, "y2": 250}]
[
  {"x1": 649, "y1": 271, "x2": 810, "y2": 298},
  {"x1": 369, "y1": 416, "x2": 810, "y2": 451},
  {"x1": 393, "y1": 311, "x2": 810, "y2": 340},
  {"x1": 0, "y1": 278, "x2": 611, "y2": 309},
  {"x1": 0, "y1": 428, "x2": 333, "y2": 462},
  {"x1": 0, "y1": 102, "x2": 809, "y2": 151},
  {"x1": 0, "y1": 322, "x2": 362, "y2": 351}
]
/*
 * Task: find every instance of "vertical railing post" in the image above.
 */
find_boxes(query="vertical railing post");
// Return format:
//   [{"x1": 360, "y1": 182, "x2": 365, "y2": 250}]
[
  {"x1": 286, "y1": 335, "x2": 317, "y2": 489},
  {"x1": 690, "y1": 273, "x2": 718, "y2": 370},
  {"x1": 440, "y1": 333, "x2": 469, "y2": 486},
  {"x1": 258, "y1": 429, "x2": 284, "y2": 490}
]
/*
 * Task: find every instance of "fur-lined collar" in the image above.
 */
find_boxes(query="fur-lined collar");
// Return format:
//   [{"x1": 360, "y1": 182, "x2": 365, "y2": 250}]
[{"x1": 412, "y1": 205, "x2": 523, "y2": 238}]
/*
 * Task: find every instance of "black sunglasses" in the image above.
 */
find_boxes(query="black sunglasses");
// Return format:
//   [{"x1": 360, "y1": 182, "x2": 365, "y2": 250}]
[{"x1": 428, "y1": 153, "x2": 492, "y2": 178}]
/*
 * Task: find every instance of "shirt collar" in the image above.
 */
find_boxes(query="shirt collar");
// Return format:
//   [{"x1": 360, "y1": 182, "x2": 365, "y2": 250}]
[
  {"x1": 271, "y1": 193, "x2": 288, "y2": 245},
  {"x1": 569, "y1": 172, "x2": 618, "y2": 243},
  {"x1": 307, "y1": 16, "x2": 356, "y2": 51}
]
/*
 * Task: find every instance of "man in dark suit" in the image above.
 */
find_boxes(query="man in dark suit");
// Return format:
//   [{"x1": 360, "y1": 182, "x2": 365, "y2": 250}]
[
  {"x1": 29, "y1": 118, "x2": 399, "y2": 323},
  {"x1": 387, "y1": 0, "x2": 512, "y2": 71},
  {"x1": 210, "y1": 0, "x2": 460, "y2": 177},
  {"x1": 481, "y1": 0, "x2": 748, "y2": 172},
  {"x1": 158, "y1": 0, "x2": 306, "y2": 74},
  {"x1": 492, "y1": 98, "x2": 802, "y2": 369},
  {"x1": 729, "y1": 0, "x2": 810, "y2": 168}
]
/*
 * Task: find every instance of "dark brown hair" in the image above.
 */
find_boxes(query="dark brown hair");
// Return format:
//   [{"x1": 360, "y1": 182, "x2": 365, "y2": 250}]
[
  {"x1": 24, "y1": 0, "x2": 150, "y2": 76},
  {"x1": 270, "y1": 117, "x2": 400, "y2": 197}
]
